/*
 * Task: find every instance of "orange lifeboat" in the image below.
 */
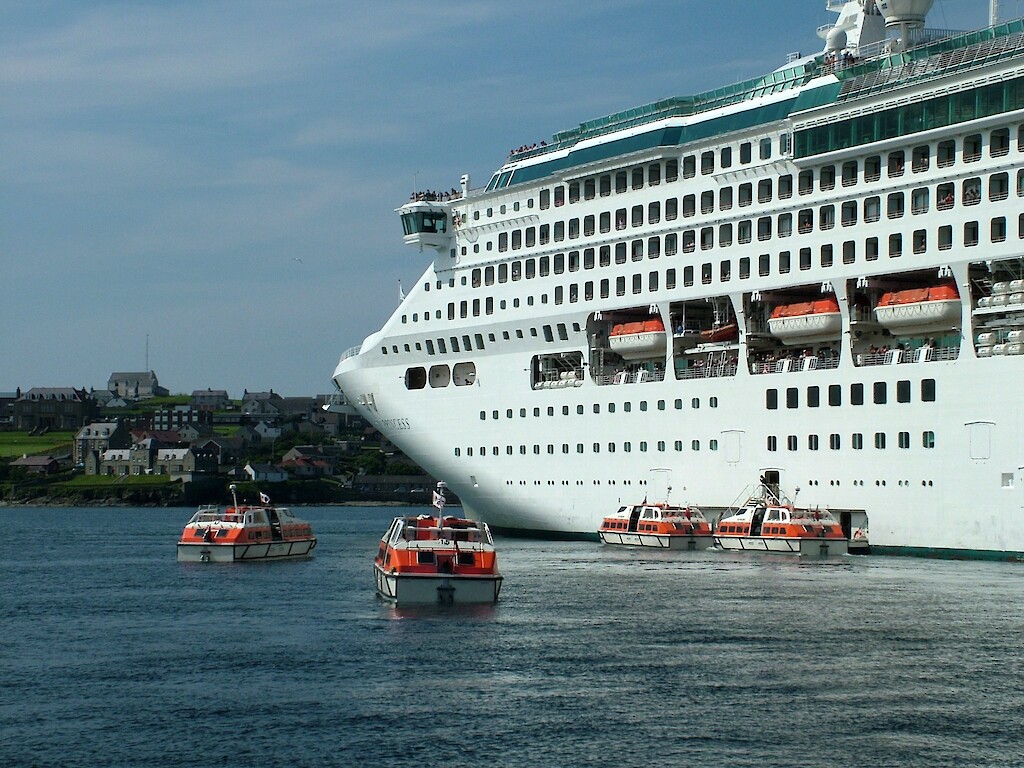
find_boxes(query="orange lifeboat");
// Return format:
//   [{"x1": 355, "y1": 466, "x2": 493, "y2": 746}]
[
  {"x1": 177, "y1": 484, "x2": 317, "y2": 562},
  {"x1": 714, "y1": 481, "x2": 847, "y2": 557},
  {"x1": 373, "y1": 483, "x2": 502, "y2": 604},
  {"x1": 609, "y1": 317, "x2": 667, "y2": 360},
  {"x1": 699, "y1": 322, "x2": 739, "y2": 343},
  {"x1": 767, "y1": 296, "x2": 841, "y2": 344},
  {"x1": 874, "y1": 283, "x2": 960, "y2": 333},
  {"x1": 599, "y1": 502, "x2": 714, "y2": 550}
]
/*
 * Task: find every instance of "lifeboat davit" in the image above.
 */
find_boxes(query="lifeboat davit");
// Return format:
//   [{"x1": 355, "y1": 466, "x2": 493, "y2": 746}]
[
  {"x1": 874, "y1": 284, "x2": 960, "y2": 334},
  {"x1": 609, "y1": 318, "x2": 666, "y2": 360},
  {"x1": 767, "y1": 297, "x2": 841, "y2": 344}
]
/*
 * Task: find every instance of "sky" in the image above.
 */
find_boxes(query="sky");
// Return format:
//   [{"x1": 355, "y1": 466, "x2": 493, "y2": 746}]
[{"x1": 0, "y1": 0, "x2": 1006, "y2": 398}]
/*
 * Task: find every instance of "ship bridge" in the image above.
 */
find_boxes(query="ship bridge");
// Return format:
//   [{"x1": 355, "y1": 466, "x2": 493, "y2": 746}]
[{"x1": 397, "y1": 199, "x2": 454, "y2": 252}]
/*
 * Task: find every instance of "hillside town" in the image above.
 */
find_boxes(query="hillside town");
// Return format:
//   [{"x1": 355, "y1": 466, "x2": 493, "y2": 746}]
[{"x1": 0, "y1": 370, "x2": 438, "y2": 505}]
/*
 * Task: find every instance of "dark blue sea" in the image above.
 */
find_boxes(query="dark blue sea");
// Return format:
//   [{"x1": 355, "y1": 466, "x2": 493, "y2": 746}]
[{"x1": 2, "y1": 505, "x2": 1023, "y2": 767}]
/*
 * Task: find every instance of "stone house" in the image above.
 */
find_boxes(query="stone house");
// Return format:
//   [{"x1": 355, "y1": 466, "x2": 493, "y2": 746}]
[
  {"x1": 106, "y1": 371, "x2": 169, "y2": 400},
  {"x1": 15, "y1": 388, "x2": 98, "y2": 432},
  {"x1": 75, "y1": 420, "x2": 131, "y2": 467}
]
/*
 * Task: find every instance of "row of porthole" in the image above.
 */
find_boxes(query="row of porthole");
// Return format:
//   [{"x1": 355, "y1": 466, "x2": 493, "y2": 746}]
[{"x1": 807, "y1": 479, "x2": 936, "y2": 487}]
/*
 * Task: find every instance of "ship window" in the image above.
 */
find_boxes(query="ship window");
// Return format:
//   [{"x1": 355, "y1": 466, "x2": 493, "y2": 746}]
[
  {"x1": 830, "y1": 433, "x2": 841, "y2": 450},
  {"x1": 767, "y1": 435, "x2": 777, "y2": 452},
  {"x1": 600, "y1": 175, "x2": 611, "y2": 196},
  {"x1": 405, "y1": 367, "x2": 427, "y2": 390},
  {"x1": 739, "y1": 257, "x2": 750, "y2": 279},
  {"x1": 887, "y1": 193, "x2": 904, "y2": 219},
  {"x1": 539, "y1": 224, "x2": 550, "y2": 245},
  {"x1": 799, "y1": 248, "x2": 811, "y2": 271},
  {"x1": 842, "y1": 160, "x2": 858, "y2": 186},
  {"x1": 666, "y1": 159, "x2": 678, "y2": 182},
  {"x1": 692, "y1": 440, "x2": 700, "y2": 451},
  {"x1": 843, "y1": 240, "x2": 856, "y2": 264},
  {"x1": 608, "y1": 442, "x2": 615, "y2": 453},
  {"x1": 787, "y1": 435, "x2": 797, "y2": 451},
  {"x1": 720, "y1": 147, "x2": 732, "y2": 169},
  {"x1": 759, "y1": 254, "x2": 770, "y2": 277},
  {"x1": 616, "y1": 171, "x2": 628, "y2": 193},
  {"x1": 665, "y1": 235, "x2": 677, "y2": 257},
  {"x1": 786, "y1": 388, "x2": 798, "y2": 409},
  {"x1": 437, "y1": 338, "x2": 447, "y2": 354},
  {"x1": 766, "y1": 389, "x2": 778, "y2": 410},
  {"x1": 778, "y1": 251, "x2": 790, "y2": 274},
  {"x1": 649, "y1": 163, "x2": 661, "y2": 186},
  {"x1": 888, "y1": 151, "x2": 905, "y2": 177},
  {"x1": 740, "y1": 142, "x2": 752, "y2": 164},
  {"x1": 632, "y1": 167, "x2": 644, "y2": 190},
  {"x1": 807, "y1": 386, "x2": 819, "y2": 408},
  {"x1": 624, "y1": 402, "x2": 632, "y2": 413},
  {"x1": 866, "y1": 236, "x2": 879, "y2": 261},
  {"x1": 874, "y1": 381, "x2": 887, "y2": 404},
  {"x1": 852, "y1": 433, "x2": 863, "y2": 450},
  {"x1": 964, "y1": 133, "x2": 982, "y2": 162},
  {"x1": 964, "y1": 221, "x2": 979, "y2": 247},
  {"x1": 865, "y1": 155, "x2": 881, "y2": 181},
  {"x1": 554, "y1": 221, "x2": 564, "y2": 241},
  {"x1": 701, "y1": 151, "x2": 714, "y2": 175},
  {"x1": 875, "y1": 432, "x2": 886, "y2": 449},
  {"x1": 898, "y1": 431, "x2": 911, "y2": 449},
  {"x1": 778, "y1": 213, "x2": 792, "y2": 238},
  {"x1": 701, "y1": 262, "x2": 712, "y2": 284},
  {"x1": 922, "y1": 431, "x2": 935, "y2": 449},
  {"x1": 682, "y1": 155, "x2": 695, "y2": 179},
  {"x1": 851, "y1": 383, "x2": 864, "y2": 405},
  {"x1": 453, "y1": 362, "x2": 476, "y2": 386},
  {"x1": 760, "y1": 137, "x2": 772, "y2": 160},
  {"x1": 808, "y1": 434, "x2": 819, "y2": 451},
  {"x1": 864, "y1": 196, "x2": 881, "y2": 223},
  {"x1": 912, "y1": 145, "x2": 930, "y2": 172},
  {"x1": 798, "y1": 170, "x2": 813, "y2": 195},
  {"x1": 921, "y1": 378, "x2": 936, "y2": 402},
  {"x1": 820, "y1": 244, "x2": 833, "y2": 268},
  {"x1": 720, "y1": 261, "x2": 730, "y2": 282},
  {"x1": 738, "y1": 183, "x2": 752, "y2": 207},
  {"x1": 684, "y1": 266, "x2": 694, "y2": 286},
  {"x1": 540, "y1": 189, "x2": 550, "y2": 209},
  {"x1": 554, "y1": 186, "x2": 565, "y2": 206},
  {"x1": 819, "y1": 165, "x2": 835, "y2": 190},
  {"x1": 608, "y1": 403, "x2": 615, "y2": 413},
  {"x1": 757, "y1": 179, "x2": 772, "y2": 203},
  {"x1": 889, "y1": 233, "x2": 902, "y2": 258}
]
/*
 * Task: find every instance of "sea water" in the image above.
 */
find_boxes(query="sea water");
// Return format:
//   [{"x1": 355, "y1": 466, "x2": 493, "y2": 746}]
[{"x1": 1, "y1": 505, "x2": 1022, "y2": 767}]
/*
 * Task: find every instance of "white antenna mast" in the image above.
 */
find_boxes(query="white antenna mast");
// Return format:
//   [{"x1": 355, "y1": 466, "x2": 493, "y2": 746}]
[{"x1": 990, "y1": 0, "x2": 1000, "y2": 26}]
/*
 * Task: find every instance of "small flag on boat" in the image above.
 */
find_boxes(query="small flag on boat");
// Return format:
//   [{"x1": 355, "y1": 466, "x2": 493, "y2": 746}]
[
  {"x1": 433, "y1": 490, "x2": 446, "y2": 510},
  {"x1": 259, "y1": 491, "x2": 271, "y2": 504}
]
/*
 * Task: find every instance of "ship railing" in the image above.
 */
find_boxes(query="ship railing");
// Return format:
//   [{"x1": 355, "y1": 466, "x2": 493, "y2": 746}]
[
  {"x1": 676, "y1": 360, "x2": 738, "y2": 380},
  {"x1": 749, "y1": 354, "x2": 840, "y2": 375},
  {"x1": 338, "y1": 345, "x2": 362, "y2": 364},
  {"x1": 855, "y1": 345, "x2": 959, "y2": 366},
  {"x1": 593, "y1": 369, "x2": 667, "y2": 386}
]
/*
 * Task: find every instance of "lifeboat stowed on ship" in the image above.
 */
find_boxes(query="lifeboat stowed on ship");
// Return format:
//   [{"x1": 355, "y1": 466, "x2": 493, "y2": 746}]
[
  {"x1": 767, "y1": 297, "x2": 841, "y2": 344},
  {"x1": 714, "y1": 480, "x2": 848, "y2": 557},
  {"x1": 609, "y1": 318, "x2": 666, "y2": 360},
  {"x1": 177, "y1": 484, "x2": 317, "y2": 563},
  {"x1": 874, "y1": 283, "x2": 960, "y2": 335},
  {"x1": 599, "y1": 501, "x2": 714, "y2": 550},
  {"x1": 374, "y1": 483, "x2": 502, "y2": 605}
]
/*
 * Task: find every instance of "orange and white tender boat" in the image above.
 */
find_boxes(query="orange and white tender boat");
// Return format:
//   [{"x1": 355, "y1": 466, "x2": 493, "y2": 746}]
[
  {"x1": 599, "y1": 501, "x2": 713, "y2": 550},
  {"x1": 177, "y1": 484, "x2": 317, "y2": 563},
  {"x1": 714, "y1": 480, "x2": 847, "y2": 557},
  {"x1": 374, "y1": 483, "x2": 502, "y2": 605}
]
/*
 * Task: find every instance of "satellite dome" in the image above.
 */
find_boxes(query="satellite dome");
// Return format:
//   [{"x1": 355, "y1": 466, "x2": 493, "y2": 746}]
[
  {"x1": 876, "y1": 0, "x2": 935, "y2": 28},
  {"x1": 826, "y1": 27, "x2": 848, "y2": 52}
]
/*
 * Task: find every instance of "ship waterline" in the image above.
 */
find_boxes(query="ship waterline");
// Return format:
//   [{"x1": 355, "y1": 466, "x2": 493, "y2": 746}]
[{"x1": 333, "y1": 0, "x2": 1024, "y2": 560}]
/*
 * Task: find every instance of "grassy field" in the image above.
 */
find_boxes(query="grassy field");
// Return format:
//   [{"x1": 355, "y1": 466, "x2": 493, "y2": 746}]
[{"x1": 0, "y1": 432, "x2": 74, "y2": 458}]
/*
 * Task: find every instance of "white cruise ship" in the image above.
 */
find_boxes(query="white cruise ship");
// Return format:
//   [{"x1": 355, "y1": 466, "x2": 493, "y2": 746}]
[{"x1": 332, "y1": 0, "x2": 1024, "y2": 561}]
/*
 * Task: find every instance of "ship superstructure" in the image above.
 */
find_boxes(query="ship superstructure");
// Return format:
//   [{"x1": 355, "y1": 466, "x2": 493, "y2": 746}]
[{"x1": 333, "y1": 1, "x2": 1024, "y2": 560}]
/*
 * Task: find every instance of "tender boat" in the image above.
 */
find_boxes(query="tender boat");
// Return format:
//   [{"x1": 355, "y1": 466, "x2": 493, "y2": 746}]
[
  {"x1": 767, "y1": 297, "x2": 842, "y2": 344},
  {"x1": 374, "y1": 483, "x2": 502, "y2": 604},
  {"x1": 599, "y1": 501, "x2": 713, "y2": 550},
  {"x1": 609, "y1": 318, "x2": 666, "y2": 360},
  {"x1": 874, "y1": 283, "x2": 961, "y2": 334},
  {"x1": 177, "y1": 484, "x2": 317, "y2": 562},
  {"x1": 714, "y1": 479, "x2": 848, "y2": 557}
]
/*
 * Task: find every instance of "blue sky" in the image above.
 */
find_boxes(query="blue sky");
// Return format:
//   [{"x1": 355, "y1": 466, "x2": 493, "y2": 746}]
[{"x1": 0, "y1": 0, "x2": 1003, "y2": 397}]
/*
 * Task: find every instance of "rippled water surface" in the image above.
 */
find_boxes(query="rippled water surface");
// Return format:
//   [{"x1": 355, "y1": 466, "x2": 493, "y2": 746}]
[{"x1": 2, "y1": 505, "x2": 1023, "y2": 767}]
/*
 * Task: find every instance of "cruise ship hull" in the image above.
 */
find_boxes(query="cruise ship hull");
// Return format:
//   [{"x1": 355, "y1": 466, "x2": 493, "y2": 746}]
[{"x1": 333, "y1": 5, "x2": 1024, "y2": 561}]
